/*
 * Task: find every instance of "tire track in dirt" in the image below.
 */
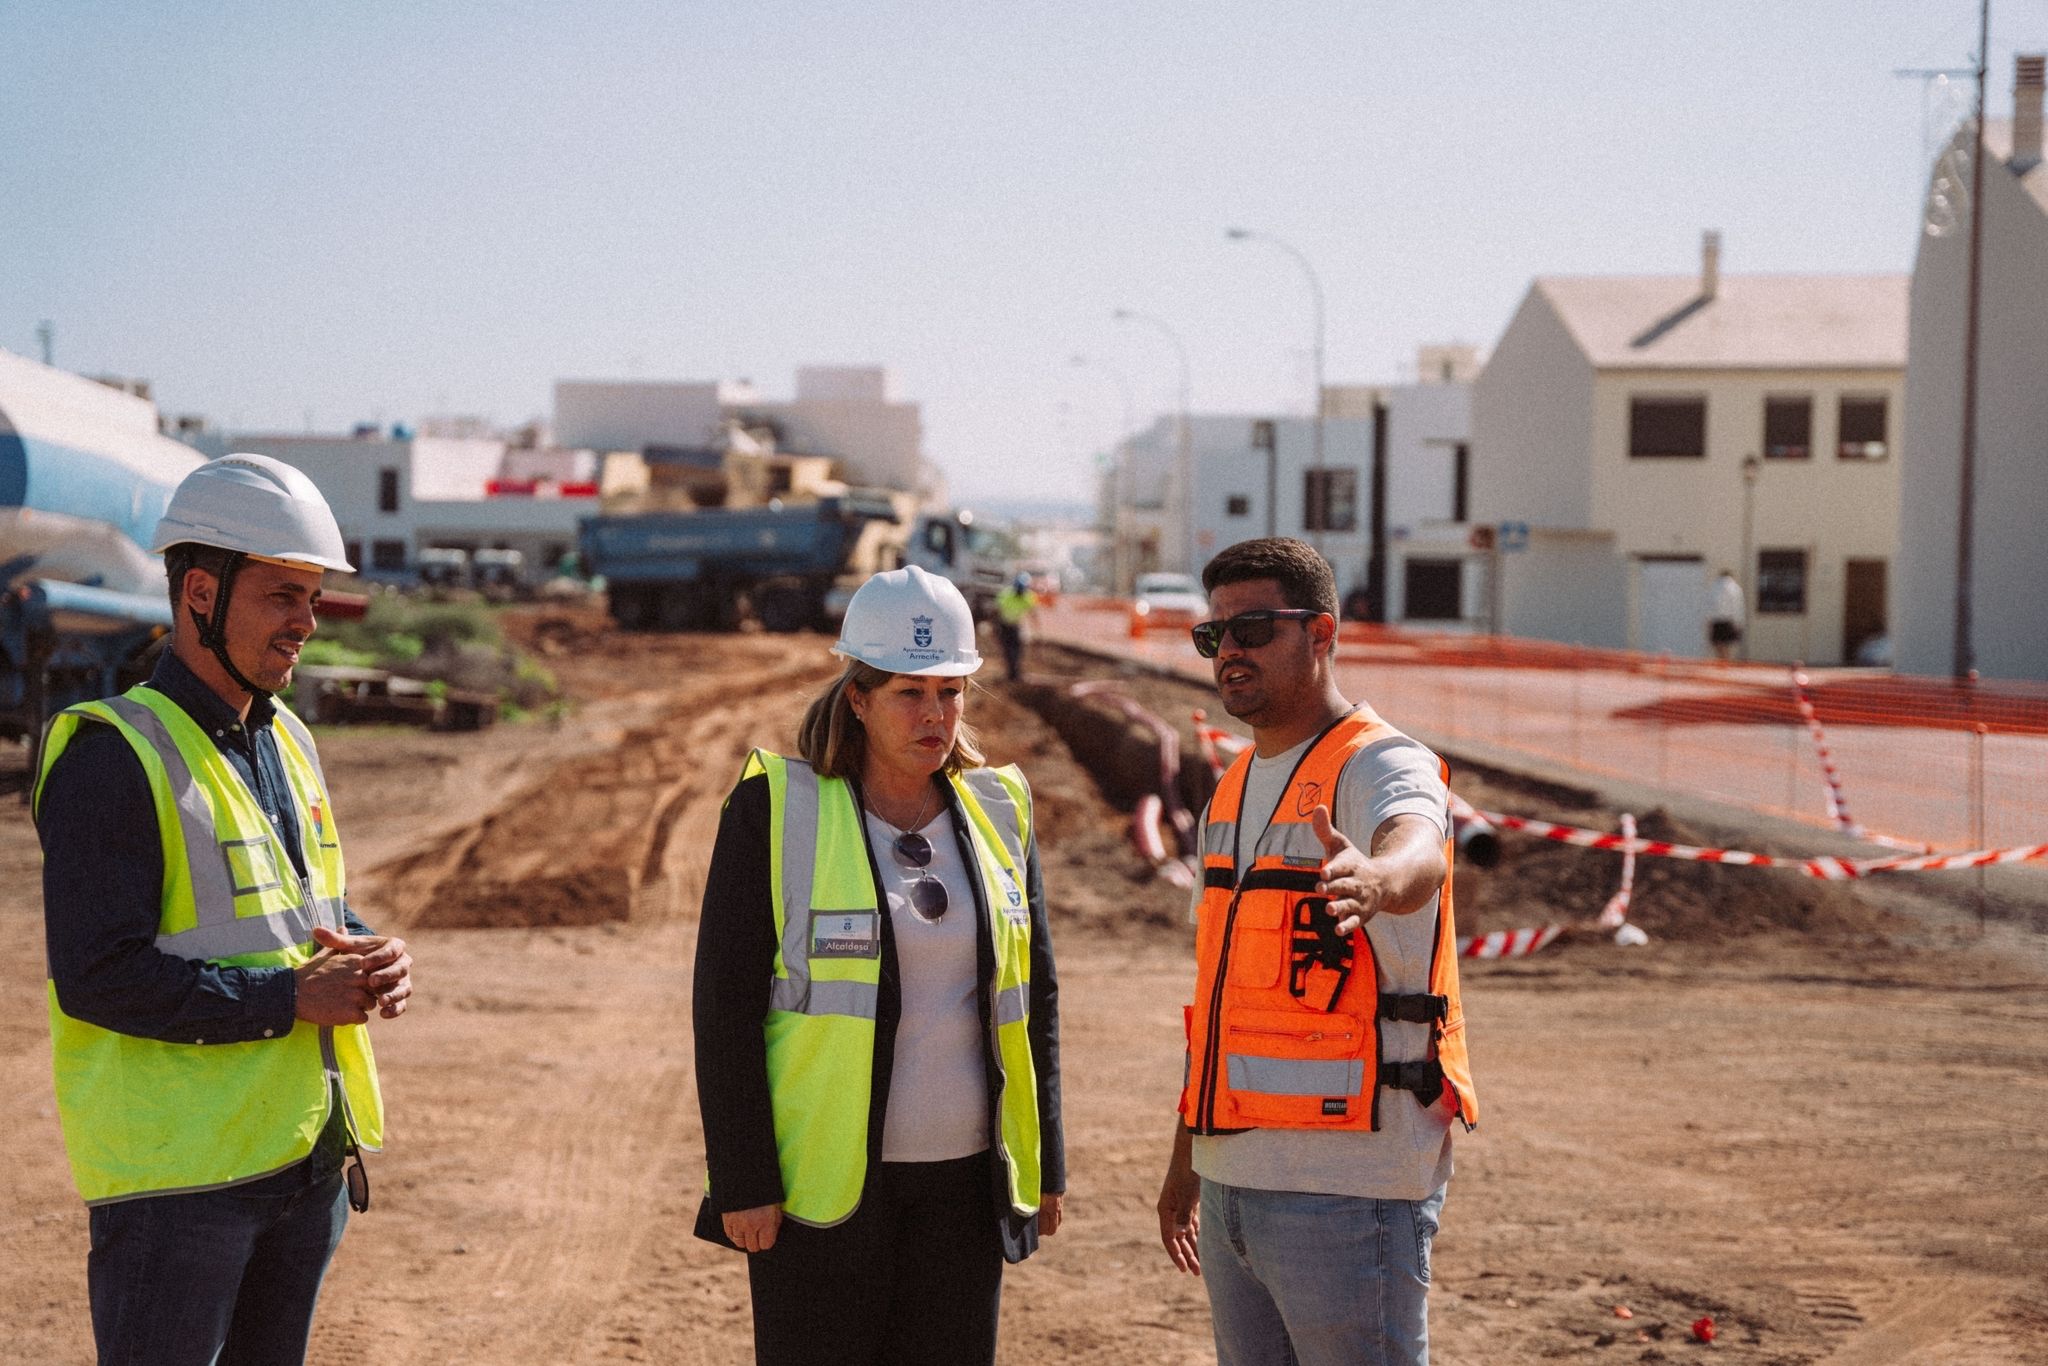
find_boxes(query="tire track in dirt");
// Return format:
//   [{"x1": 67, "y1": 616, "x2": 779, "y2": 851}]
[{"x1": 360, "y1": 638, "x2": 839, "y2": 931}]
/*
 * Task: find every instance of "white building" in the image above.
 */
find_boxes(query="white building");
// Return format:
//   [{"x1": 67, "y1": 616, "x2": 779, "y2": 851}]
[
  {"x1": 191, "y1": 431, "x2": 597, "y2": 583},
  {"x1": 1897, "y1": 58, "x2": 2048, "y2": 681},
  {"x1": 552, "y1": 365, "x2": 930, "y2": 498},
  {"x1": 1470, "y1": 236, "x2": 1907, "y2": 663},
  {"x1": 1109, "y1": 353, "x2": 1475, "y2": 616}
]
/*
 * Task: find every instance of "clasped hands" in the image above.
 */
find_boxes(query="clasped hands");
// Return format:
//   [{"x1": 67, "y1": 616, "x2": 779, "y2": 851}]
[{"x1": 294, "y1": 926, "x2": 413, "y2": 1025}]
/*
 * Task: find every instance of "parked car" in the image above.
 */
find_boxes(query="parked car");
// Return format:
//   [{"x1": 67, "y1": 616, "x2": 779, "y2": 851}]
[{"x1": 1129, "y1": 571, "x2": 1207, "y2": 639}]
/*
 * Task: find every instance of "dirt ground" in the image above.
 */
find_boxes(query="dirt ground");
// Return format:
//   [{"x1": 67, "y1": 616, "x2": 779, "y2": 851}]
[{"x1": 3, "y1": 610, "x2": 2045, "y2": 1365}]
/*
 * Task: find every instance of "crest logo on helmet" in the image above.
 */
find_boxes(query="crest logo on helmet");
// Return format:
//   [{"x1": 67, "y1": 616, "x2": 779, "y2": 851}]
[{"x1": 912, "y1": 614, "x2": 934, "y2": 648}]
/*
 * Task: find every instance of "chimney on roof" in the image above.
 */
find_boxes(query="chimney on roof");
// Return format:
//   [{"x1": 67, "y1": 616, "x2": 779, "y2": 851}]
[
  {"x1": 2014, "y1": 54, "x2": 2045, "y2": 174},
  {"x1": 1700, "y1": 230, "x2": 1721, "y2": 300}
]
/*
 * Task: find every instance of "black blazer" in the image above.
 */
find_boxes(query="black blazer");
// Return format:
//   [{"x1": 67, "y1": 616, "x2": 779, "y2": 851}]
[{"x1": 692, "y1": 768, "x2": 1065, "y2": 1264}]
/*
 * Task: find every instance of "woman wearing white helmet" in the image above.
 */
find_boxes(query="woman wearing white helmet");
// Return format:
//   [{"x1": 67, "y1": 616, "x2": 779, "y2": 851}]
[{"x1": 693, "y1": 564, "x2": 1066, "y2": 1366}]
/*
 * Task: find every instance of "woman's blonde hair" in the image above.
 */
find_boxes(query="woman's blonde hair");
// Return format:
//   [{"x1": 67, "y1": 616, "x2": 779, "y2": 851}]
[{"x1": 796, "y1": 660, "x2": 985, "y2": 780}]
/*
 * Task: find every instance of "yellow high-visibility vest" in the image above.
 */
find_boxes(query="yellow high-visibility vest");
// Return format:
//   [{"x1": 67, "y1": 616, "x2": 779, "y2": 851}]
[
  {"x1": 726, "y1": 750, "x2": 1041, "y2": 1226},
  {"x1": 36, "y1": 685, "x2": 383, "y2": 1205}
]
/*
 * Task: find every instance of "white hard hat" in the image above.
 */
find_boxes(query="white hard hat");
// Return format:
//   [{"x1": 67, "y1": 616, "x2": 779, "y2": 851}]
[
  {"x1": 152, "y1": 452, "x2": 355, "y2": 573},
  {"x1": 833, "y1": 565, "x2": 981, "y2": 676}
]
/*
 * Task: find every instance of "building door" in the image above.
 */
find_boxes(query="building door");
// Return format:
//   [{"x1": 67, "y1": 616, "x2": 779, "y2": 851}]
[
  {"x1": 1843, "y1": 558, "x2": 1887, "y2": 664},
  {"x1": 1636, "y1": 556, "x2": 1706, "y2": 658}
]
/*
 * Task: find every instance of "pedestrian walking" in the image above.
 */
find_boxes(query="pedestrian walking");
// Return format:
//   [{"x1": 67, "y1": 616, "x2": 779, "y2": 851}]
[
  {"x1": 1709, "y1": 568, "x2": 1745, "y2": 661},
  {"x1": 1155, "y1": 537, "x2": 1476, "y2": 1366},
  {"x1": 35, "y1": 453, "x2": 412, "y2": 1366},
  {"x1": 994, "y1": 571, "x2": 1039, "y2": 681},
  {"x1": 693, "y1": 563, "x2": 1066, "y2": 1366}
]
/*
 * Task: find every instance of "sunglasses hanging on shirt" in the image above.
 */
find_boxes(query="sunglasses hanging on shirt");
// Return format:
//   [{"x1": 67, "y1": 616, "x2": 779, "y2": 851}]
[{"x1": 890, "y1": 829, "x2": 950, "y2": 922}]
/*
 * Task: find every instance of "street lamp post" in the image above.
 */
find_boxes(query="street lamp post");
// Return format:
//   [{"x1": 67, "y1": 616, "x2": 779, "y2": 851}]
[
  {"x1": 1741, "y1": 454, "x2": 1761, "y2": 662},
  {"x1": 1113, "y1": 308, "x2": 1194, "y2": 574},
  {"x1": 1071, "y1": 354, "x2": 1139, "y2": 592},
  {"x1": 1226, "y1": 227, "x2": 1326, "y2": 554}
]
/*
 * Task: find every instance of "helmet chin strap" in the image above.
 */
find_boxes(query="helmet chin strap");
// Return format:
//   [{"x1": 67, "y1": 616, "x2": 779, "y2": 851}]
[{"x1": 188, "y1": 551, "x2": 273, "y2": 699}]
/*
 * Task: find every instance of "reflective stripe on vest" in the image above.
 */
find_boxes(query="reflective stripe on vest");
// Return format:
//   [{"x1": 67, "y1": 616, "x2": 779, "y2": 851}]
[
  {"x1": 36, "y1": 685, "x2": 383, "y2": 1205},
  {"x1": 1180, "y1": 706, "x2": 1479, "y2": 1135},
  {"x1": 729, "y1": 751, "x2": 1043, "y2": 1227}
]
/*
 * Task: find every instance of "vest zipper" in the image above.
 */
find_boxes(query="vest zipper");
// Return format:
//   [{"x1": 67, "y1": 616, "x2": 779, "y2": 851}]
[
  {"x1": 1194, "y1": 888, "x2": 1244, "y2": 1133},
  {"x1": 1228, "y1": 1026, "x2": 1356, "y2": 1043}
]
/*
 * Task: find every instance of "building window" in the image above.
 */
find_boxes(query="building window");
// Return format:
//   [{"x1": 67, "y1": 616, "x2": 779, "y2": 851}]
[
  {"x1": 1763, "y1": 397, "x2": 1812, "y2": 460},
  {"x1": 1225, "y1": 494, "x2": 1251, "y2": 517},
  {"x1": 378, "y1": 467, "x2": 401, "y2": 513},
  {"x1": 342, "y1": 541, "x2": 362, "y2": 571},
  {"x1": 370, "y1": 540, "x2": 407, "y2": 572},
  {"x1": 1303, "y1": 468, "x2": 1357, "y2": 533},
  {"x1": 1838, "y1": 396, "x2": 1889, "y2": 460},
  {"x1": 1403, "y1": 558, "x2": 1462, "y2": 620},
  {"x1": 1452, "y1": 443, "x2": 1470, "y2": 522},
  {"x1": 1628, "y1": 396, "x2": 1707, "y2": 458},
  {"x1": 1756, "y1": 548, "x2": 1808, "y2": 614}
]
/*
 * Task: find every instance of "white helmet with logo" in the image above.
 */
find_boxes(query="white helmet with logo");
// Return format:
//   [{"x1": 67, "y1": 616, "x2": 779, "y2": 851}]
[
  {"x1": 833, "y1": 564, "x2": 981, "y2": 676},
  {"x1": 152, "y1": 452, "x2": 355, "y2": 572}
]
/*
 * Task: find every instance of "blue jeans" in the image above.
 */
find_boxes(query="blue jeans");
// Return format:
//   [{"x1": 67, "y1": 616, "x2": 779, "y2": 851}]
[
  {"x1": 87, "y1": 1148, "x2": 349, "y2": 1366},
  {"x1": 1199, "y1": 1178, "x2": 1447, "y2": 1366}
]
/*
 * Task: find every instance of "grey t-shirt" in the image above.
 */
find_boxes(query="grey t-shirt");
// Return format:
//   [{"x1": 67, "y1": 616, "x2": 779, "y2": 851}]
[{"x1": 1189, "y1": 723, "x2": 1455, "y2": 1201}]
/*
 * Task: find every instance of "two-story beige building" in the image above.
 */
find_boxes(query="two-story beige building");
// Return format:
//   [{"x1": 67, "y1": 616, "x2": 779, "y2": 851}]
[{"x1": 1470, "y1": 236, "x2": 1907, "y2": 664}]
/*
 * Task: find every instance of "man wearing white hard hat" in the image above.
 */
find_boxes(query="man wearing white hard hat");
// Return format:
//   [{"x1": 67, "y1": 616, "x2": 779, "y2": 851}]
[
  {"x1": 693, "y1": 564, "x2": 1066, "y2": 1366},
  {"x1": 34, "y1": 453, "x2": 412, "y2": 1365}
]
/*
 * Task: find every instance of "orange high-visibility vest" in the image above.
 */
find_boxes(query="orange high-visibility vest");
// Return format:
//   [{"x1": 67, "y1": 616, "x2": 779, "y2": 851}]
[{"x1": 1180, "y1": 706, "x2": 1478, "y2": 1136}]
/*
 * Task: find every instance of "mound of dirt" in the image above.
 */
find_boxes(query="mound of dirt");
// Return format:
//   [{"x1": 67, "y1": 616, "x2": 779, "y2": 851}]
[
  {"x1": 1452, "y1": 804, "x2": 1888, "y2": 947},
  {"x1": 970, "y1": 680, "x2": 1191, "y2": 938}
]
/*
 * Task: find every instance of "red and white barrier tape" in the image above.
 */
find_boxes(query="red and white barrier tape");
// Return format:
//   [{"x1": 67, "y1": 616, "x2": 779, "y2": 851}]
[
  {"x1": 1457, "y1": 924, "x2": 1564, "y2": 958},
  {"x1": 1192, "y1": 709, "x2": 1248, "y2": 779},
  {"x1": 1596, "y1": 812, "x2": 1636, "y2": 928},
  {"x1": 1475, "y1": 808, "x2": 2046, "y2": 880},
  {"x1": 1790, "y1": 669, "x2": 1927, "y2": 853}
]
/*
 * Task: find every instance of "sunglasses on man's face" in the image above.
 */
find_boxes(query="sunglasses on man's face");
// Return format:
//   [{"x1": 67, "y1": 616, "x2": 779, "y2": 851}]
[{"x1": 1190, "y1": 609, "x2": 1326, "y2": 659}]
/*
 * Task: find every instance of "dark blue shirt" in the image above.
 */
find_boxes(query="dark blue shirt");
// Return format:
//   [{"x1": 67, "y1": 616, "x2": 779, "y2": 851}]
[{"x1": 38, "y1": 651, "x2": 369, "y2": 1045}]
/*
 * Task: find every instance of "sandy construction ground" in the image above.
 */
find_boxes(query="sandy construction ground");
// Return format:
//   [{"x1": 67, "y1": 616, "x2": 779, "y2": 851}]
[{"x1": 3, "y1": 611, "x2": 2045, "y2": 1365}]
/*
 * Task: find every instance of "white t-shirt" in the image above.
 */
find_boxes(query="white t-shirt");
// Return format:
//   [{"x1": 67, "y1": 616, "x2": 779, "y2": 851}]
[
  {"x1": 1712, "y1": 574, "x2": 1745, "y2": 624},
  {"x1": 866, "y1": 809, "x2": 991, "y2": 1163},
  {"x1": 1189, "y1": 724, "x2": 1455, "y2": 1201}
]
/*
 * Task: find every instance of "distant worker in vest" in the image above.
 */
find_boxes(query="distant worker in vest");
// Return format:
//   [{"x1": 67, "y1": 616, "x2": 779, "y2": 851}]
[
  {"x1": 994, "y1": 571, "x2": 1039, "y2": 681},
  {"x1": 35, "y1": 453, "x2": 413, "y2": 1366},
  {"x1": 1154, "y1": 537, "x2": 1477, "y2": 1366},
  {"x1": 1708, "y1": 568, "x2": 1745, "y2": 661},
  {"x1": 693, "y1": 563, "x2": 1066, "y2": 1366}
]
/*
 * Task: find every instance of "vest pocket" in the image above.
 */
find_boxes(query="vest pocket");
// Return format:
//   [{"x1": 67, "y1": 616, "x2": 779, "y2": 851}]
[
  {"x1": 221, "y1": 838, "x2": 287, "y2": 899},
  {"x1": 1220, "y1": 1006, "x2": 1368, "y2": 1126},
  {"x1": 1225, "y1": 900, "x2": 1288, "y2": 988}
]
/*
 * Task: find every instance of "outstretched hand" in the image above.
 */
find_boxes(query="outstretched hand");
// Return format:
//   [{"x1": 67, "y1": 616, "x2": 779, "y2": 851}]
[{"x1": 1309, "y1": 805, "x2": 1386, "y2": 936}]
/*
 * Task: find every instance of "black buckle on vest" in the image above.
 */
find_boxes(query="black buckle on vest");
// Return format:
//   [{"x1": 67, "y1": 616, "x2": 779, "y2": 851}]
[
  {"x1": 1377, "y1": 992, "x2": 1448, "y2": 1025},
  {"x1": 1288, "y1": 897, "x2": 1354, "y2": 1012},
  {"x1": 1377, "y1": 1059, "x2": 1445, "y2": 1109}
]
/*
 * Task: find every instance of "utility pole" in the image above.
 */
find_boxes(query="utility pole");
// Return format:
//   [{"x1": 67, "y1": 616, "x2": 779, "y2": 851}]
[
  {"x1": 1226, "y1": 228, "x2": 1326, "y2": 555},
  {"x1": 35, "y1": 321, "x2": 53, "y2": 367},
  {"x1": 1113, "y1": 309, "x2": 1194, "y2": 574},
  {"x1": 1954, "y1": 0, "x2": 1990, "y2": 678}
]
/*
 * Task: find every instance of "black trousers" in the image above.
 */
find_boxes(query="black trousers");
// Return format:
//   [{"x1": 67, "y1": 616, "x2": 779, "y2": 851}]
[
  {"x1": 996, "y1": 623, "x2": 1025, "y2": 681},
  {"x1": 745, "y1": 1150, "x2": 1004, "y2": 1366}
]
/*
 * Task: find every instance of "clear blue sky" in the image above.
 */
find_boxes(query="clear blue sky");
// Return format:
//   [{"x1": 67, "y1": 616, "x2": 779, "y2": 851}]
[{"x1": 5, "y1": 1, "x2": 2039, "y2": 502}]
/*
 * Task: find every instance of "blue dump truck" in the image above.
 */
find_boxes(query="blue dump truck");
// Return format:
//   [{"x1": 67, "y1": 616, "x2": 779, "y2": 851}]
[
  {"x1": 0, "y1": 350, "x2": 206, "y2": 765},
  {"x1": 579, "y1": 495, "x2": 1013, "y2": 632}
]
